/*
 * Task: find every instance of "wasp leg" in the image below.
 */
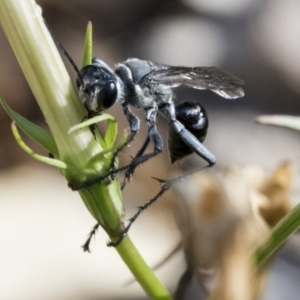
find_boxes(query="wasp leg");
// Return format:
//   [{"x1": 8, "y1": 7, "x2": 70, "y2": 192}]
[
  {"x1": 82, "y1": 223, "x2": 100, "y2": 252},
  {"x1": 108, "y1": 164, "x2": 212, "y2": 247},
  {"x1": 68, "y1": 105, "x2": 140, "y2": 190},
  {"x1": 108, "y1": 178, "x2": 170, "y2": 247},
  {"x1": 121, "y1": 136, "x2": 151, "y2": 190},
  {"x1": 109, "y1": 104, "x2": 140, "y2": 178},
  {"x1": 119, "y1": 106, "x2": 163, "y2": 189},
  {"x1": 70, "y1": 106, "x2": 163, "y2": 191},
  {"x1": 171, "y1": 120, "x2": 216, "y2": 165},
  {"x1": 160, "y1": 102, "x2": 216, "y2": 165}
]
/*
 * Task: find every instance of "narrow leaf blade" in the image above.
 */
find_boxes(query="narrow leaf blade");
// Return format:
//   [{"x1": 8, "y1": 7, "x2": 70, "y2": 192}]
[
  {"x1": 256, "y1": 115, "x2": 300, "y2": 131},
  {"x1": 82, "y1": 21, "x2": 93, "y2": 67},
  {"x1": 11, "y1": 122, "x2": 66, "y2": 168},
  {"x1": 0, "y1": 92, "x2": 59, "y2": 156}
]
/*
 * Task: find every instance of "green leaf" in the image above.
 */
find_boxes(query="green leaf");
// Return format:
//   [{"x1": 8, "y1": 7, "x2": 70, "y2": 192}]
[
  {"x1": 68, "y1": 113, "x2": 114, "y2": 132},
  {"x1": 82, "y1": 21, "x2": 93, "y2": 67},
  {"x1": 104, "y1": 117, "x2": 118, "y2": 149},
  {"x1": 89, "y1": 133, "x2": 128, "y2": 167},
  {"x1": 11, "y1": 122, "x2": 67, "y2": 168},
  {"x1": 0, "y1": 92, "x2": 59, "y2": 157},
  {"x1": 255, "y1": 203, "x2": 300, "y2": 269},
  {"x1": 68, "y1": 113, "x2": 118, "y2": 148}
]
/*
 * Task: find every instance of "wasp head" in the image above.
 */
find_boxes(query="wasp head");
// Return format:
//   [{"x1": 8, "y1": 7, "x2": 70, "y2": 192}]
[{"x1": 77, "y1": 58, "x2": 118, "y2": 115}]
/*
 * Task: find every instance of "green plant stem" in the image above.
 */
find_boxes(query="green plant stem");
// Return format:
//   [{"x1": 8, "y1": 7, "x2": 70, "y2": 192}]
[
  {"x1": 0, "y1": 1, "x2": 172, "y2": 299},
  {"x1": 116, "y1": 237, "x2": 172, "y2": 300},
  {"x1": 255, "y1": 203, "x2": 300, "y2": 269},
  {"x1": 0, "y1": 0, "x2": 97, "y2": 170}
]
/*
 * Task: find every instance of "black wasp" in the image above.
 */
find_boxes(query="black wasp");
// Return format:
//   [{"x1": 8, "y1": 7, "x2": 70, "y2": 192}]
[
  {"x1": 75, "y1": 58, "x2": 244, "y2": 248},
  {"x1": 54, "y1": 33, "x2": 244, "y2": 247},
  {"x1": 76, "y1": 58, "x2": 244, "y2": 184}
]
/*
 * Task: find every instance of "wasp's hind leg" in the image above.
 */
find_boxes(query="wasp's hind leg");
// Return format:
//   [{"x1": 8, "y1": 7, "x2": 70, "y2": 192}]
[
  {"x1": 108, "y1": 164, "x2": 212, "y2": 247},
  {"x1": 119, "y1": 106, "x2": 165, "y2": 189},
  {"x1": 120, "y1": 136, "x2": 151, "y2": 189}
]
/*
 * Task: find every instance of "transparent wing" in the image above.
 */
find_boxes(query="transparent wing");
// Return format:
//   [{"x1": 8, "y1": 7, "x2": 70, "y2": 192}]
[{"x1": 146, "y1": 64, "x2": 245, "y2": 99}]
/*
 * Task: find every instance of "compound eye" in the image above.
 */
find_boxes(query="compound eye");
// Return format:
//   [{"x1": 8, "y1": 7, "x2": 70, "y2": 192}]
[{"x1": 97, "y1": 81, "x2": 118, "y2": 111}]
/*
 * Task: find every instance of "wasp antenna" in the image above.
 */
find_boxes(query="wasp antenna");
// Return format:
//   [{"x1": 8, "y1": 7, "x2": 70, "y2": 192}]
[{"x1": 44, "y1": 21, "x2": 84, "y2": 85}]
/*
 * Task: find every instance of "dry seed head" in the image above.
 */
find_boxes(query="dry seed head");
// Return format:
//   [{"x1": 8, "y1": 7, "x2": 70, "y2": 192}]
[{"x1": 173, "y1": 164, "x2": 293, "y2": 299}]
